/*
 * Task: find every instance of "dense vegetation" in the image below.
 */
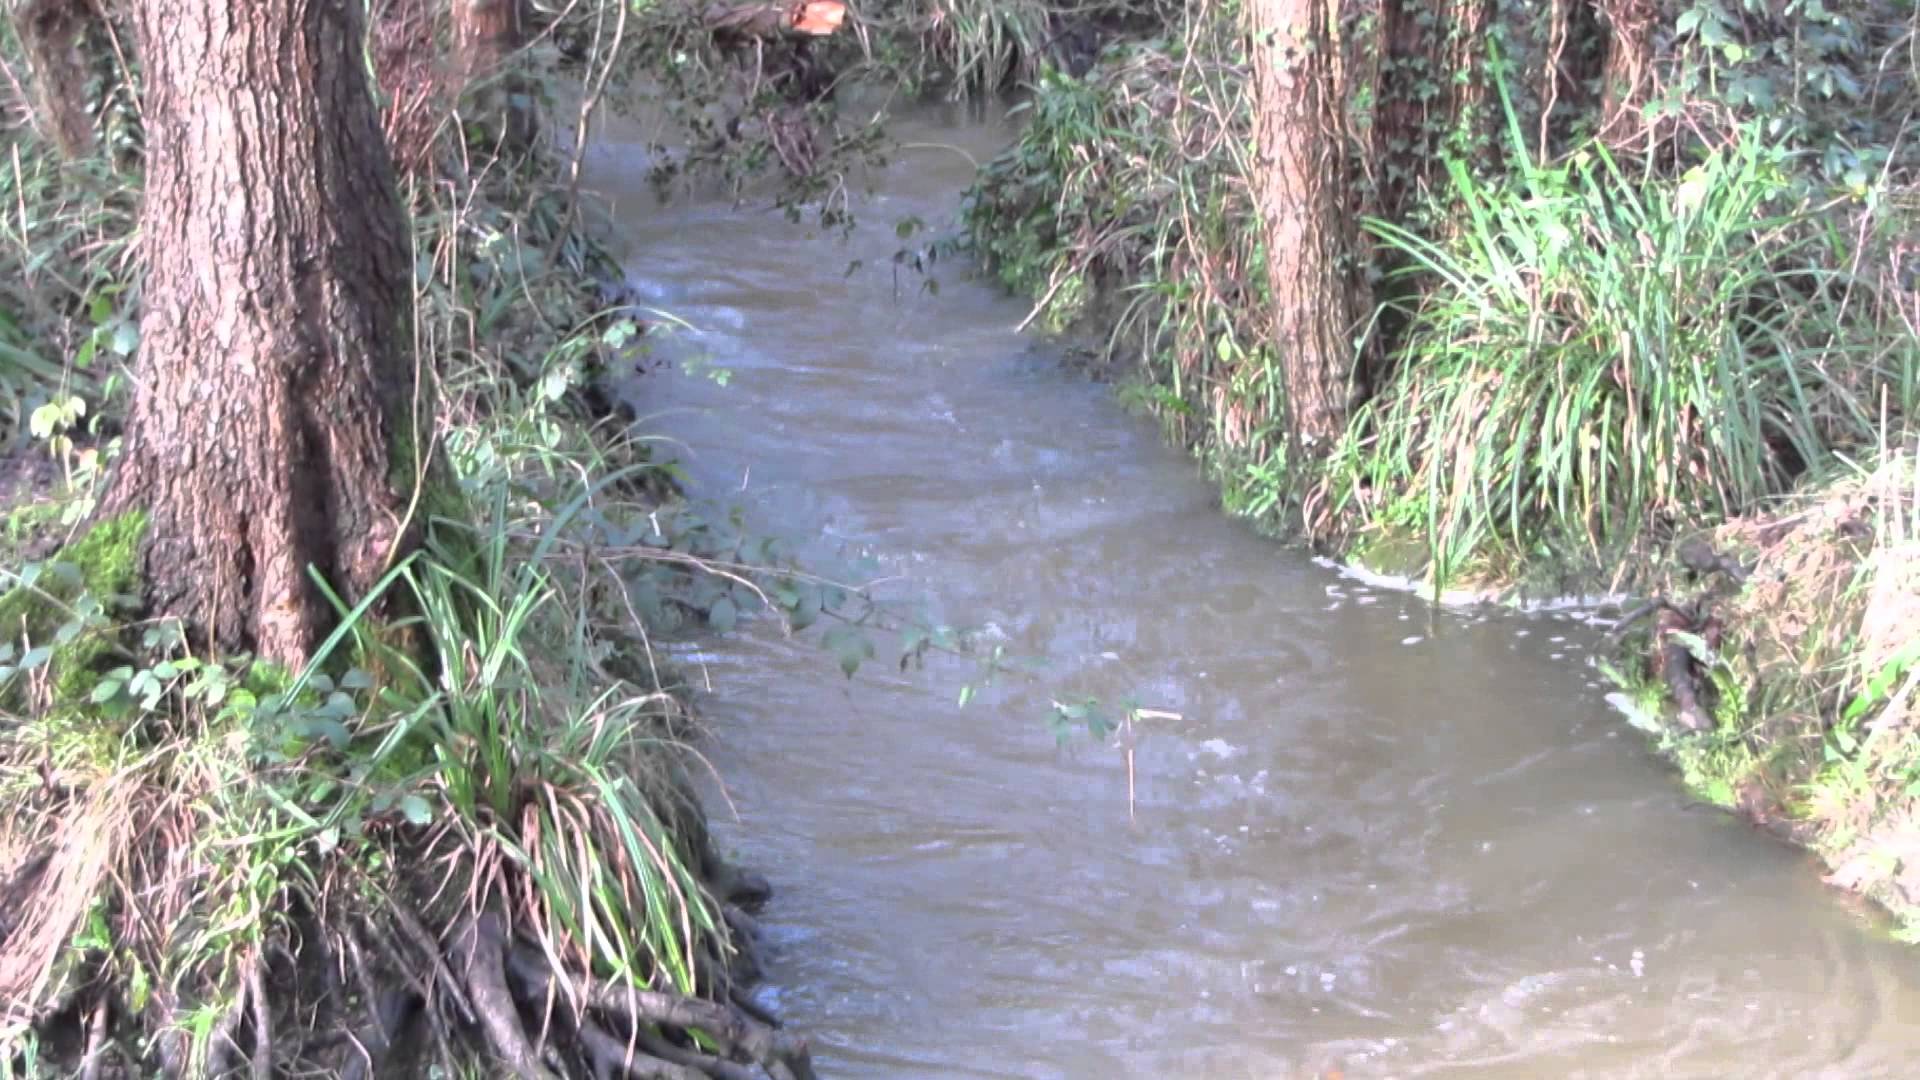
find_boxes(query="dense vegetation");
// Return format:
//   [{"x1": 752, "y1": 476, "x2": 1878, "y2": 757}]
[
  {"x1": 0, "y1": 1, "x2": 839, "y2": 1075},
  {"x1": 959, "y1": 1, "x2": 1920, "y2": 926}
]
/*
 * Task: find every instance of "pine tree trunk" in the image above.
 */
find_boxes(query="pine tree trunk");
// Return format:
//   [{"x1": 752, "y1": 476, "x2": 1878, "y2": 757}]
[
  {"x1": 105, "y1": 0, "x2": 412, "y2": 669},
  {"x1": 1249, "y1": 0, "x2": 1354, "y2": 449}
]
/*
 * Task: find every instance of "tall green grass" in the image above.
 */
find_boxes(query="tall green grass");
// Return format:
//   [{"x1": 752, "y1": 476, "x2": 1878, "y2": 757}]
[{"x1": 1337, "y1": 104, "x2": 1917, "y2": 584}]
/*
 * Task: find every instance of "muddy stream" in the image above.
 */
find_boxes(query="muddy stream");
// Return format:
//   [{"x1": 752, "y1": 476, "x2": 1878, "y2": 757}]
[{"x1": 583, "y1": 102, "x2": 1920, "y2": 1078}]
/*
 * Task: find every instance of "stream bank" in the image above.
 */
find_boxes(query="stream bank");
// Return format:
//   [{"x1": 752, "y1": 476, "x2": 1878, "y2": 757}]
[{"x1": 959, "y1": 15, "x2": 1920, "y2": 937}]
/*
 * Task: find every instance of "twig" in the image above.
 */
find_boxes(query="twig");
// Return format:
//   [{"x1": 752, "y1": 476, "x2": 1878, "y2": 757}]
[{"x1": 77, "y1": 996, "x2": 109, "y2": 1080}]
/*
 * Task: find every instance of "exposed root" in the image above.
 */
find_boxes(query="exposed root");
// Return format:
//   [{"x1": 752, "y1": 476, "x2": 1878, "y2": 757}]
[
  {"x1": 719, "y1": 905, "x2": 763, "y2": 985},
  {"x1": 501, "y1": 941, "x2": 815, "y2": 1080},
  {"x1": 728, "y1": 986, "x2": 780, "y2": 1030},
  {"x1": 203, "y1": 989, "x2": 248, "y2": 1079},
  {"x1": 77, "y1": 996, "x2": 109, "y2": 1080},
  {"x1": 247, "y1": 957, "x2": 273, "y2": 1080},
  {"x1": 339, "y1": 987, "x2": 421, "y2": 1080},
  {"x1": 454, "y1": 913, "x2": 557, "y2": 1080},
  {"x1": 709, "y1": 863, "x2": 772, "y2": 909},
  {"x1": 577, "y1": 1020, "x2": 703, "y2": 1080},
  {"x1": 389, "y1": 901, "x2": 475, "y2": 1026},
  {"x1": 634, "y1": 1028, "x2": 761, "y2": 1080},
  {"x1": 1653, "y1": 605, "x2": 1715, "y2": 732}
]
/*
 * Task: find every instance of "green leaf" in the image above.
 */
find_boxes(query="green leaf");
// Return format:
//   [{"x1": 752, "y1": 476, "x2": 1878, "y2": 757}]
[
  {"x1": 305, "y1": 718, "x2": 351, "y2": 750},
  {"x1": 129, "y1": 962, "x2": 151, "y2": 1012},
  {"x1": 708, "y1": 596, "x2": 738, "y2": 633},
  {"x1": 600, "y1": 319, "x2": 638, "y2": 347},
  {"x1": 398, "y1": 795, "x2": 432, "y2": 826},
  {"x1": 90, "y1": 678, "x2": 123, "y2": 704},
  {"x1": 109, "y1": 320, "x2": 138, "y2": 357}
]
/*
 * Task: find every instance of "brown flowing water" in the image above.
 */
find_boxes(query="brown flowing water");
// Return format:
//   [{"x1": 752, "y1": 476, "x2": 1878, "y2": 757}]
[{"x1": 583, "y1": 102, "x2": 1920, "y2": 1078}]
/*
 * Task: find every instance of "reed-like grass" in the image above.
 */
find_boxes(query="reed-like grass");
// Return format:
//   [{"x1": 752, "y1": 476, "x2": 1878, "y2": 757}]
[{"x1": 1334, "y1": 97, "x2": 1917, "y2": 585}]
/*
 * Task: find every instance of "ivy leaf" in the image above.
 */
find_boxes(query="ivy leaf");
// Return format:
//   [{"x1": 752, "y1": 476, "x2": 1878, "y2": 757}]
[
  {"x1": 398, "y1": 795, "x2": 433, "y2": 826},
  {"x1": 709, "y1": 597, "x2": 738, "y2": 633}
]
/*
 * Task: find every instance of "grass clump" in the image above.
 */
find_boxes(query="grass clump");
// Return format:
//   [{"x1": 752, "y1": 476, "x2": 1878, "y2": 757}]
[
  {"x1": 1332, "y1": 107, "x2": 1917, "y2": 588},
  {"x1": 964, "y1": 9, "x2": 1288, "y2": 517}
]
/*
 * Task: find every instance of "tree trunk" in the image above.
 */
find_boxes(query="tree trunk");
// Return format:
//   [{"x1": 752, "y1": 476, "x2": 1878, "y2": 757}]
[
  {"x1": 452, "y1": 0, "x2": 539, "y2": 153},
  {"x1": 1597, "y1": 0, "x2": 1656, "y2": 146},
  {"x1": 1249, "y1": 0, "x2": 1354, "y2": 450},
  {"x1": 453, "y1": 0, "x2": 523, "y2": 80},
  {"x1": 105, "y1": 0, "x2": 413, "y2": 670},
  {"x1": 1372, "y1": 0, "x2": 1493, "y2": 219},
  {"x1": 15, "y1": 0, "x2": 97, "y2": 158}
]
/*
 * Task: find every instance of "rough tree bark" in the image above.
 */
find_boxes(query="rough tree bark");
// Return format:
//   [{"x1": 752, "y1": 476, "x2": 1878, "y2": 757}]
[
  {"x1": 1597, "y1": 0, "x2": 1657, "y2": 146},
  {"x1": 1373, "y1": 0, "x2": 1493, "y2": 219},
  {"x1": 453, "y1": 0, "x2": 523, "y2": 80},
  {"x1": 1249, "y1": 0, "x2": 1355, "y2": 450},
  {"x1": 104, "y1": 0, "x2": 413, "y2": 670},
  {"x1": 14, "y1": 0, "x2": 96, "y2": 157}
]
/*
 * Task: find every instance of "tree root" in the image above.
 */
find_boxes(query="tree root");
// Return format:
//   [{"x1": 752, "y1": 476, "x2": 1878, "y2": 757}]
[
  {"x1": 576, "y1": 1020, "x2": 704, "y2": 1080},
  {"x1": 340, "y1": 988, "x2": 420, "y2": 1080},
  {"x1": 633, "y1": 1027, "x2": 761, "y2": 1080},
  {"x1": 5, "y1": 843, "x2": 801, "y2": 1080},
  {"x1": 77, "y1": 996, "x2": 109, "y2": 1080},
  {"x1": 247, "y1": 958, "x2": 273, "y2": 1080},
  {"x1": 707, "y1": 863, "x2": 772, "y2": 910},
  {"x1": 728, "y1": 987, "x2": 780, "y2": 1030},
  {"x1": 500, "y1": 940, "x2": 815, "y2": 1080},
  {"x1": 454, "y1": 913, "x2": 557, "y2": 1080}
]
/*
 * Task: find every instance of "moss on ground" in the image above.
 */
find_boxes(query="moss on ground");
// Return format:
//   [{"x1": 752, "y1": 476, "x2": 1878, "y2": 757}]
[{"x1": 0, "y1": 510, "x2": 147, "y2": 709}]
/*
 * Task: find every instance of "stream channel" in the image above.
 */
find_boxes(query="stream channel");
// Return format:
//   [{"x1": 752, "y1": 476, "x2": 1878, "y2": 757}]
[{"x1": 583, "y1": 100, "x2": 1920, "y2": 1078}]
